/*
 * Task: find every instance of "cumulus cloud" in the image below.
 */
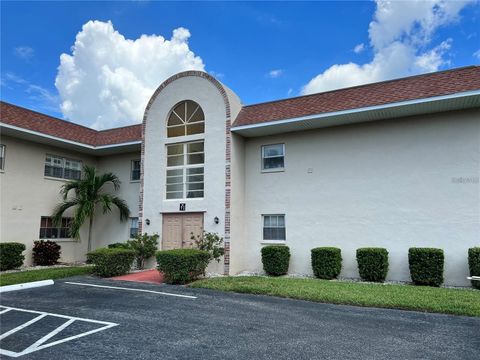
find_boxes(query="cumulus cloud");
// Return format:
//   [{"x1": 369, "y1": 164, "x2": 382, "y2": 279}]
[
  {"x1": 353, "y1": 43, "x2": 365, "y2": 54},
  {"x1": 302, "y1": 0, "x2": 473, "y2": 95},
  {"x1": 267, "y1": 69, "x2": 284, "y2": 78},
  {"x1": 55, "y1": 20, "x2": 205, "y2": 129},
  {"x1": 14, "y1": 46, "x2": 34, "y2": 61}
]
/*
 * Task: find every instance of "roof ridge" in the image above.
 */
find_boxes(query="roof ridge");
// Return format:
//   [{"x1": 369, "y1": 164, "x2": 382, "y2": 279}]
[{"x1": 242, "y1": 65, "x2": 479, "y2": 109}]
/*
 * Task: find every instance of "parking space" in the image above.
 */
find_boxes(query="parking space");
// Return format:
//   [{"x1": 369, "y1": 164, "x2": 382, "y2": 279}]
[{"x1": 1, "y1": 275, "x2": 479, "y2": 359}]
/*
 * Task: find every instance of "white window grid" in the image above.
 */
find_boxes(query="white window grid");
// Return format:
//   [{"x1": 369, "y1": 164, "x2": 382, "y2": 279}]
[
  {"x1": 262, "y1": 214, "x2": 286, "y2": 241},
  {"x1": 167, "y1": 100, "x2": 205, "y2": 138},
  {"x1": 262, "y1": 143, "x2": 285, "y2": 170},
  {"x1": 45, "y1": 154, "x2": 82, "y2": 180},
  {"x1": 166, "y1": 141, "x2": 204, "y2": 200}
]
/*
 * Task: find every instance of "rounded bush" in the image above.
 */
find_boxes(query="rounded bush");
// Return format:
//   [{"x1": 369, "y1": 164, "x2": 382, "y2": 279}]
[
  {"x1": 311, "y1": 247, "x2": 342, "y2": 279},
  {"x1": 408, "y1": 247, "x2": 444, "y2": 287},
  {"x1": 33, "y1": 240, "x2": 61, "y2": 266},
  {"x1": 0, "y1": 242, "x2": 26, "y2": 271},
  {"x1": 261, "y1": 246, "x2": 290, "y2": 276},
  {"x1": 156, "y1": 249, "x2": 210, "y2": 284},
  {"x1": 107, "y1": 242, "x2": 131, "y2": 249},
  {"x1": 356, "y1": 248, "x2": 389, "y2": 282},
  {"x1": 468, "y1": 247, "x2": 480, "y2": 290},
  {"x1": 86, "y1": 248, "x2": 135, "y2": 277}
]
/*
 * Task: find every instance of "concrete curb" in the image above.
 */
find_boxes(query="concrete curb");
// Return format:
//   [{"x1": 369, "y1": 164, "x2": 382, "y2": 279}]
[{"x1": 0, "y1": 280, "x2": 54, "y2": 293}]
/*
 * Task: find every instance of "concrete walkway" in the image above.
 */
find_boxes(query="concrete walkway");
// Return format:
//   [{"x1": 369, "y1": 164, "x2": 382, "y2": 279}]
[{"x1": 110, "y1": 269, "x2": 164, "y2": 284}]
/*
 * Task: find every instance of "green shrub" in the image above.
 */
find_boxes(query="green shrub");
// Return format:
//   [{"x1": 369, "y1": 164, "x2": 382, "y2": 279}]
[
  {"x1": 156, "y1": 249, "x2": 210, "y2": 284},
  {"x1": 356, "y1": 248, "x2": 389, "y2": 282},
  {"x1": 191, "y1": 231, "x2": 224, "y2": 262},
  {"x1": 127, "y1": 233, "x2": 159, "y2": 270},
  {"x1": 33, "y1": 240, "x2": 61, "y2": 266},
  {"x1": 0, "y1": 242, "x2": 26, "y2": 271},
  {"x1": 261, "y1": 246, "x2": 290, "y2": 276},
  {"x1": 107, "y1": 242, "x2": 131, "y2": 249},
  {"x1": 468, "y1": 247, "x2": 480, "y2": 290},
  {"x1": 408, "y1": 248, "x2": 444, "y2": 287},
  {"x1": 86, "y1": 248, "x2": 135, "y2": 277},
  {"x1": 311, "y1": 247, "x2": 342, "y2": 279}
]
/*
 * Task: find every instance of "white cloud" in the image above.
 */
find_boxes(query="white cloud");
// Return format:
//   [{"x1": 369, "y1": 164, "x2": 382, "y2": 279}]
[
  {"x1": 267, "y1": 69, "x2": 283, "y2": 78},
  {"x1": 474, "y1": 48, "x2": 480, "y2": 59},
  {"x1": 353, "y1": 43, "x2": 365, "y2": 54},
  {"x1": 14, "y1": 46, "x2": 34, "y2": 61},
  {"x1": 55, "y1": 20, "x2": 205, "y2": 129},
  {"x1": 302, "y1": 0, "x2": 473, "y2": 95}
]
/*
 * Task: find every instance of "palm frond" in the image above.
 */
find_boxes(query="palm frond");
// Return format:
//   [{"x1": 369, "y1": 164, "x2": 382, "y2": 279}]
[
  {"x1": 111, "y1": 196, "x2": 131, "y2": 221},
  {"x1": 51, "y1": 200, "x2": 78, "y2": 227},
  {"x1": 60, "y1": 181, "x2": 80, "y2": 200},
  {"x1": 96, "y1": 172, "x2": 121, "y2": 192},
  {"x1": 99, "y1": 193, "x2": 113, "y2": 214}
]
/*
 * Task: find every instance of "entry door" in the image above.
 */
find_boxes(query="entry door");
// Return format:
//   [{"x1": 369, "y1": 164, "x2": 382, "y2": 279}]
[{"x1": 162, "y1": 213, "x2": 204, "y2": 250}]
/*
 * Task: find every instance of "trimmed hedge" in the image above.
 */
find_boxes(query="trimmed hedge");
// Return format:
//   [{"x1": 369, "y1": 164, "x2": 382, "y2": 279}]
[
  {"x1": 86, "y1": 248, "x2": 135, "y2": 277},
  {"x1": 0, "y1": 242, "x2": 26, "y2": 271},
  {"x1": 356, "y1": 248, "x2": 389, "y2": 282},
  {"x1": 33, "y1": 240, "x2": 61, "y2": 266},
  {"x1": 156, "y1": 249, "x2": 210, "y2": 284},
  {"x1": 107, "y1": 242, "x2": 131, "y2": 249},
  {"x1": 408, "y1": 248, "x2": 444, "y2": 287},
  {"x1": 468, "y1": 247, "x2": 480, "y2": 290},
  {"x1": 311, "y1": 247, "x2": 342, "y2": 279},
  {"x1": 261, "y1": 246, "x2": 290, "y2": 276}
]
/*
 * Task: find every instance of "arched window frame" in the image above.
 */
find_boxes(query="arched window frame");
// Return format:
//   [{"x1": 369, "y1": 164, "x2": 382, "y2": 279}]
[{"x1": 166, "y1": 100, "x2": 205, "y2": 138}]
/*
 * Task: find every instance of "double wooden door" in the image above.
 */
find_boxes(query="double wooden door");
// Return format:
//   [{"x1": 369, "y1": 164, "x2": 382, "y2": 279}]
[{"x1": 162, "y1": 213, "x2": 204, "y2": 250}]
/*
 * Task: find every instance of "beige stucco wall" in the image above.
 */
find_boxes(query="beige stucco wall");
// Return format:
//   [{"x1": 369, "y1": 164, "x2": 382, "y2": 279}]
[
  {"x1": 142, "y1": 75, "x2": 242, "y2": 273},
  {"x1": 92, "y1": 152, "x2": 141, "y2": 249},
  {"x1": 0, "y1": 136, "x2": 95, "y2": 265},
  {"x1": 238, "y1": 109, "x2": 480, "y2": 286}
]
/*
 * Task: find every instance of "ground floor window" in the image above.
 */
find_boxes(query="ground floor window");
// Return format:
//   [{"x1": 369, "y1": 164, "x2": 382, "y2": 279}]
[
  {"x1": 39, "y1": 217, "x2": 72, "y2": 239},
  {"x1": 263, "y1": 214, "x2": 286, "y2": 241},
  {"x1": 130, "y1": 217, "x2": 139, "y2": 238}
]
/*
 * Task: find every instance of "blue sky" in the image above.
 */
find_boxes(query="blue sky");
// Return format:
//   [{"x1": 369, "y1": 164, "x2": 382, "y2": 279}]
[{"x1": 1, "y1": 1, "x2": 479, "y2": 129}]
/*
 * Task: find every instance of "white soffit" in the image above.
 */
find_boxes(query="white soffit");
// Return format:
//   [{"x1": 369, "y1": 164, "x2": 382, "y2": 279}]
[{"x1": 231, "y1": 90, "x2": 480, "y2": 137}]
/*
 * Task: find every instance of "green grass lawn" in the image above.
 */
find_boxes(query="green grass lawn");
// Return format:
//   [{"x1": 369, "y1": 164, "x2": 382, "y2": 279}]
[
  {"x1": 191, "y1": 276, "x2": 480, "y2": 317},
  {"x1": 0, "y1": 266, "x2": 93, "y2": 286}
]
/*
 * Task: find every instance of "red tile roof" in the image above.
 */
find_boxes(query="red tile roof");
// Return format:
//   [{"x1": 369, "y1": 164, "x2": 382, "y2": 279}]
[
  {"x1": 233, "y1": 66, "x2": 480, "y2": 127},
  {"x1": 0, "y1": 101, "x2": 141, "y2": 146},
  {"x1": 2, "y1": 66, "x2": 479, "y2": 142}
]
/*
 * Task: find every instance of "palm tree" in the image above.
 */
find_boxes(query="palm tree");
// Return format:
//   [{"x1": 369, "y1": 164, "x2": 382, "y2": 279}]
[{"x1": 52, "y1": 165, "x2": 130, "y2": 252}]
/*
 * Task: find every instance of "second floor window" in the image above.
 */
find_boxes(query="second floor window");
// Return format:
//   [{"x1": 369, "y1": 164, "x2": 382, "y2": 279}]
[
  {"x1": 167, "y1": 100, "x2": 205, "y2": 138},
  {"x1": 166, "y1": 141, "x2": 204, "y2": 199},
  {"x1": 262, "y1": 144, "x2": 285, "y2": 171},
  {"x1": 45, "y1": 154, "x2": 82, "y2": 180},
  {"x1": 130, "y1": 217, "x2": 139, "y2": 238},
  {"x1": 0, "y1": 144, "x2": 5, "y2": 170},
  {"x1": 131, "y1": 160, "x2": 141, "y2": 181}
]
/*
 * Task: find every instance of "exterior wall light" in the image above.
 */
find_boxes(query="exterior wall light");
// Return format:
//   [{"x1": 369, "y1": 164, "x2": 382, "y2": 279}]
[
  {"x1": 214, "y1": 216, "x2": 219, "y2": 224},
  {"x1": 145, "y1": 219, "x2": 150, "y2": 226}
]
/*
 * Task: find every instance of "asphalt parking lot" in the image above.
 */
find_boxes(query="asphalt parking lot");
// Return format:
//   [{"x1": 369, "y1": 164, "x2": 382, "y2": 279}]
[{"x1": 1, "y1": 276, "x2": 479, "y2": 359}]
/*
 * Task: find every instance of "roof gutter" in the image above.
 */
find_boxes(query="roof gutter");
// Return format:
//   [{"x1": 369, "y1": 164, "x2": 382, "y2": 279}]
[
  {"x1": 231, "y1": 89, "x2": 480, "y2": 133},
  {"x1": 0, "y1": 123, "x2": 142, "y2": 150}
]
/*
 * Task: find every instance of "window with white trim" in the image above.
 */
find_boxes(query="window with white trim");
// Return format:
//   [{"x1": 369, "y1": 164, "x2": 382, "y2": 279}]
[
  {"x1": 130, "y1": 217, "x2": 139, "y2": 238},
  {"x1": 263, "y1": 215, "x2": 286, "y2": 241},
  {"x1": 131, "y1": 160, "x2": 141, "y2": 181},
  {"x1": 262, "y1": 144, "x2": 285, "y2": 170},
  {"x1": 44, "y1": 154, "x2": 82, "y2": 180},
  {"x1": 166, "y1": 141, "x2": 204, "y2": 199},
  {"x1": 167, "y1": 100, "x2": 205, "y2": 137},
  {"x1": 0, "y1": 144, "x2": 5, "y2": 170},
  {"x1": 39, "y1": 216, "x2": 72, "y2": 239}
]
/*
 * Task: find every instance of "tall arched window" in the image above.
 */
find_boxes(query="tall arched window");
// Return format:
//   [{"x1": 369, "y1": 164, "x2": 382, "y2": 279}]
[{"x1": 167, "y1": 100, "x2": 205, "y2": 137}]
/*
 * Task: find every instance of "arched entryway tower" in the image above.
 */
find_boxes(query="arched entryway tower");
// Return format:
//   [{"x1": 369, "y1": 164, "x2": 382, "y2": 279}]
[{"x1": 139, "y1": 71, "x2": 242, "y2": 275}]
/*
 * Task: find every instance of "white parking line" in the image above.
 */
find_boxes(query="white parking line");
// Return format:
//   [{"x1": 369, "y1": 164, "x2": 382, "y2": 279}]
[
  {"x1": 0, "y1": 306, "x2": 118, "y2": 358},
  {"x1": 64, "y1": 281, "x2": 197, "y2": 299}
]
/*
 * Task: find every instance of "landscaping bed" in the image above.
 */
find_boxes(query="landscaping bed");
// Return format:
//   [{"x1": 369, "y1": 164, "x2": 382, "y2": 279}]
[
  {"x1": 190, "y1": 276, "x2": 480, "y2": 317},
  {"x1": 0, "y1": 266, "x2": 93, "y2": 286}
]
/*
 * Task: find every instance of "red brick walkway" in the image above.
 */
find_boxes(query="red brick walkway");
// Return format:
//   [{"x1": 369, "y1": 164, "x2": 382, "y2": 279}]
[{"x1": 110, "y1": 269, "x2": 164, "y2": 284}]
